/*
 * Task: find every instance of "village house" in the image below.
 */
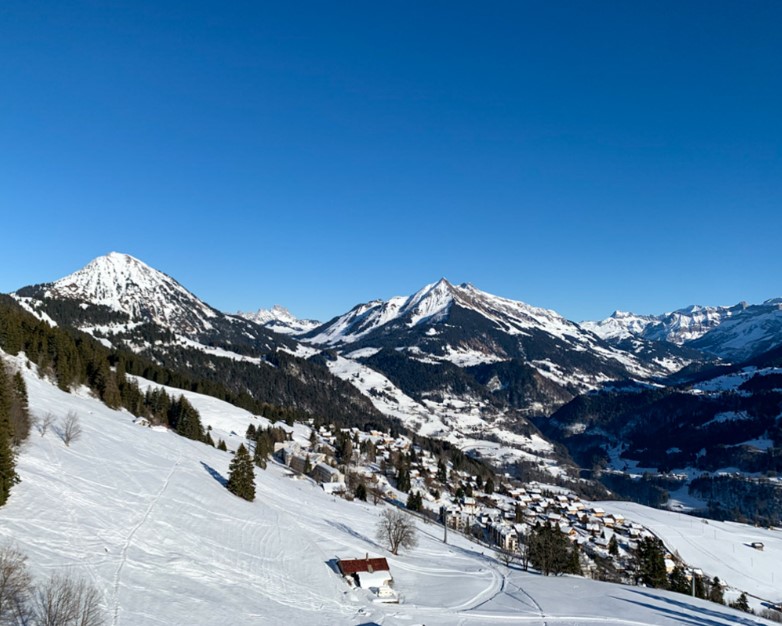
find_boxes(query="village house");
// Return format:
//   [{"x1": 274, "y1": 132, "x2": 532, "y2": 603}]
[{"x1": 311, "y1": 462, "x2": 344, "y2": 485}]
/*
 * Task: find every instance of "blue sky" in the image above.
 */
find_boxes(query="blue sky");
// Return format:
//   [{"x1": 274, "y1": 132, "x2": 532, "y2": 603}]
[{"x1": 1, "y1": 1, "x2": 780, "y2": 322}]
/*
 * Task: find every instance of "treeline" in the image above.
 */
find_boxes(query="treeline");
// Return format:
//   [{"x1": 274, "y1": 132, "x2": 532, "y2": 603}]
[{"x1": 0, "y1": 296, "x2": 356, "y2": 433}]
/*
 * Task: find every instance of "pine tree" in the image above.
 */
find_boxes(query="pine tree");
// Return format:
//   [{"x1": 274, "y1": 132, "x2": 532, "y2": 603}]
[
  {"x1": 708, "y1": 576, "x2": 724, "y2": 604},
  {"x1": 608, "y1": 534, "x2": 619, "y2": 556},
  {"x1": 730, "y1": 592, "x2": 750, "y2": 613},
  {"x1": 355, "y1": 482, "x2": 367, "y2": 501},
  {"x1": 668, "y1": 565, "x2": 690, "y2": 594},
  {"x1": 169, "y1": 396, "x2": 204, "y2": 442},
  {"x1": 396, "y1": 467, "x2": 411, "y2": 493},
  {"x1": 528, "y1": 523, "x2": 571, "y2": 576},
  {"x1": 436, "y1": 460, "x2": 448, "y2": 483},
  {"x1": 217, "y1": 439, "x2": 227, "y2": 451},
  {"x1": 226, "y1": 444, "x2": 255, "y2": 501}
]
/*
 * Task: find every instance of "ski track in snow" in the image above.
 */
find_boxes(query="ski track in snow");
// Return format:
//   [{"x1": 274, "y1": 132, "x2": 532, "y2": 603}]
[{"x1": 112, "y1": 452, "x2": 183, "y2": 626}]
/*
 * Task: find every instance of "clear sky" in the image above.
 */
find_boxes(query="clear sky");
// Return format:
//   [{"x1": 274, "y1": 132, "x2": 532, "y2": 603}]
[{"x1": 1, "y1": 1, "x2": 780, "y2": 323}]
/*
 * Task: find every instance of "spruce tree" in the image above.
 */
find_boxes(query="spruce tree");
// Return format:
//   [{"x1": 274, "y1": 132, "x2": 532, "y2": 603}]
[
  {"x1": 355, "y1": 482, "x2": 367, "y2": 501},
  {"x1": 608, "y1": 535, "x2": 619, "y2": 556},
  {"x1": 668, "y1": 565, "x2": 690, "y2": 594},
  {"x1": 730, "y1": 592, "x2": 750, "y2": 613},
  {"x1": 226, "y1": 444, "x2": 255, "y2": 502},
  {"x1": 636, "y1": 537, "x2": 668, "y2": 589},
  {"x1": 708, "y1": 577, "x2": 724, "y2": 604}
]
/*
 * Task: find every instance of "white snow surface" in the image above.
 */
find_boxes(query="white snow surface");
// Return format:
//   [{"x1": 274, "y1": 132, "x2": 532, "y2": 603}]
[
  {"x1": 238, "y1": 304, "x2": 320, "y2": 335},
  {"x1": 325, "y1": 355, "x2": 562, "y2": 472},
  {"x1": 308, "y1": 279, "x2": 593, "y2": 347},
  {"x1": 0, "y1": 353, "x2": 776, "y2": 625}
]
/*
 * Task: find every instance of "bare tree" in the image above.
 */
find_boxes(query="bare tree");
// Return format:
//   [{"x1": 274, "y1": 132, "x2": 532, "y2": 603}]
[
  {"x1": 376, "y1": 508, "x2": 418, "y2": 556},
  {"x1": 32, "y1": 573, "x2": 104, "y2": 626},
  {"x1": 0, "y1": 543, "x2": 33, "y2": 625},
  {"x1": 61, "y1": 412, "x2": 82, "y2": 447},
  {"x1": 38, "y1": 413, "x2": 56, "y2": 438},
  {"x1": 497, "y1": 547, "x2": 519, "y2": 568}
]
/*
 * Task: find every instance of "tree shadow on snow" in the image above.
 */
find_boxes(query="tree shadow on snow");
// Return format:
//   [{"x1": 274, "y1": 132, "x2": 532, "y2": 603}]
[
  {"x1": 614, "y1": 590, "x2": 767, "y2": 626},
  {"x1": 200, "y1": 462, "x2": 228, "y2": 487}
]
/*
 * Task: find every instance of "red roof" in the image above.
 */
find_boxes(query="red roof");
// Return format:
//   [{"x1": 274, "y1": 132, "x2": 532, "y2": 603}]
[{"x1": 338, "y1": 557, "x2": 390, "y2": 575}]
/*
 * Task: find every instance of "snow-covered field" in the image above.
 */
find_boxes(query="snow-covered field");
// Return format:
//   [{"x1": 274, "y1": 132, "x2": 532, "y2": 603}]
[
  {"x1": 0, "y1": 355, "x2": 776, "y2": 625},
  {"x1": 602, "y1": 501, "x2": 782, "y2": 606}
]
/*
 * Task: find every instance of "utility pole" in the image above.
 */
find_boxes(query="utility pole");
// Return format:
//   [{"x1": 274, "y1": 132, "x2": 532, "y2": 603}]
[{"x1": 443, "y1": 508, "x2": 448, "y2": 544}]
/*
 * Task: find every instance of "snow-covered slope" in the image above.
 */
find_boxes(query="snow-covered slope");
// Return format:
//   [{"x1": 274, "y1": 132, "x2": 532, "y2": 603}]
[
  {"x1": 1, "y1": 351, "x2": 774, "y2": 626},
  {"x1": 603, "y1": 501, "x2": 782, "y2": 605},
  {"x1": 585, "y1": 299, "x2": 782, "y2": 362},
  {"x1": 239, "y1": 304, "x2": 320, "y2": 335}
]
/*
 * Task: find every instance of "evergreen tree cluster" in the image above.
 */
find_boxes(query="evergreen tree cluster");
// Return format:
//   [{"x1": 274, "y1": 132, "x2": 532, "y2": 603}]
[
  {"x1": 247, "y1": 424, "x2": 288, "y2": 469},
  {"x1": 406, "y1": 491, "x2": 423, "y2": 512},
  {"x1": 635, "y1": 537, "x2": 668, "y2": 588},
  {"x1": 527, "y1": 523, "x2": 580, "y2": 576},
  {"x1": 0, "y1": 364, "x2": 30, "y2": 506}
]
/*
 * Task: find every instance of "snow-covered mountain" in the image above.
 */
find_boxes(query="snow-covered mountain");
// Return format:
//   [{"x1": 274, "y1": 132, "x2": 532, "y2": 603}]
[
  {"x1": 37, "y1": 252, "x2": 221, "y2": 333},
  {"x1": 584, "y1": 299, "x2": 782, "y2": 362},
  {"x1": 305, "y1": 278, "x2": 687, "y2": 383},
  {"x1": 238, "y1": 304, "x2": 320, "y2": 335},
  {"x1": 14, "y1": 252, "x2": 295, "y2": 353},
  {"x1": 291, "y1": 279, "x2": 707, "y2": 466}
]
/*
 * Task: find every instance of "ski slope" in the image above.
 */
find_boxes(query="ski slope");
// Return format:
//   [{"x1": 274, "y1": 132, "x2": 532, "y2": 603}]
[
  {"x1": 603, "y1": 501, "x2": 782, "y2": 605},
  {"x1": 0, "y1": 353, "x2": 776, "y2": 625}
]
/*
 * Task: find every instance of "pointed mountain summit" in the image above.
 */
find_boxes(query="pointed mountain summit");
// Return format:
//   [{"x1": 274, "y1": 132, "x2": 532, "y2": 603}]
[
  {"x1": 238, "y1": 304, "x2": 320, "y2": 336},
  {"x1": 38, "y1": 252, "x2": 219, "y2": 333},
  {"x1": 302, "y1": 278, "x2": 689, "y2": 400},
  {"x1": 14, "y1": 252, "x2": 295, "y2": 353}
]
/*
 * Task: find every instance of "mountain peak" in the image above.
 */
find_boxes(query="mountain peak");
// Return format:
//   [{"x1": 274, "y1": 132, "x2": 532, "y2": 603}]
[
  {"x1": 40, "y1": 252, "x2": 219, "y2": 332},
  {"x1": 238, "y1": 305, "x2": 320, "y2": 335}
]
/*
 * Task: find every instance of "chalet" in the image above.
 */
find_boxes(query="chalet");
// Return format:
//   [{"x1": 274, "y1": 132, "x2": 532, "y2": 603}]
[
  {"x1": 337, "y1": 555, "x2": 394, "y2": 599},
  {"x1": 750, "y1": 542, "x2": 765, "y2": 551}
]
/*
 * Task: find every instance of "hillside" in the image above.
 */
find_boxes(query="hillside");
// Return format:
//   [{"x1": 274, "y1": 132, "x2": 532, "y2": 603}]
[{"x1": 0, "y1": 351, "x2": 773, "y2": 625}]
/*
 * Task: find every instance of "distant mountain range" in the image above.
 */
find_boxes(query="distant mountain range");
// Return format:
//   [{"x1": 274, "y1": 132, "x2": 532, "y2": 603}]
[
  {"x1": 7, "y1": 252, "x2": 782, "y2": 517},
  {"x1": 583, "y1": 299, "x2": 782, "y2": 362}
]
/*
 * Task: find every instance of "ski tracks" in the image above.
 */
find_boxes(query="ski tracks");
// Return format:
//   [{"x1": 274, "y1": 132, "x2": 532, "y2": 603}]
[{"x1": 111, "y1": 452, "x2": 183, "y2": 626}]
